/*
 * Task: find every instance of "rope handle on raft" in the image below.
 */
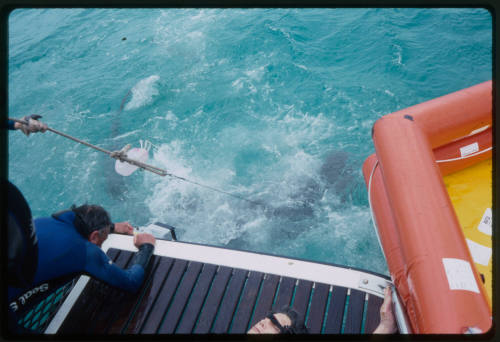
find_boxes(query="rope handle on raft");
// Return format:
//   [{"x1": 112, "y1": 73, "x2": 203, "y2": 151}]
[{"x1": 435, "y1": 147, "x2": 492, "y2": 163}]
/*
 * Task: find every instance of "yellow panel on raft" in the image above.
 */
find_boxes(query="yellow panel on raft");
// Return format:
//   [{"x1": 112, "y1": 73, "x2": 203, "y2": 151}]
[{"x1": 443, "y1": 158, "x2": 492, "y2": 304}]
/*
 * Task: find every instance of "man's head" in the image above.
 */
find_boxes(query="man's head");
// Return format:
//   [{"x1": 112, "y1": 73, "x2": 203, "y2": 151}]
[
  {"x1": 247, "y1": 306, "x2": 308, "y2": 334},
  {"x1": 71, "y1": 204, "x2": 112, "y2": 247}
]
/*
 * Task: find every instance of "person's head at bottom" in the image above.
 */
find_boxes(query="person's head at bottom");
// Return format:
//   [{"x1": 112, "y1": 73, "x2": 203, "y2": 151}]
[{"x1": 248, "y1": 306, "x2": 308, "y2": 334}]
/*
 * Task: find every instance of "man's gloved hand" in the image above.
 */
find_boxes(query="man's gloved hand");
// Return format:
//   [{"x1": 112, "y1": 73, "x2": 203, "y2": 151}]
[{"x1": 19, "y1": 114, "x2": 48, "y2": 136}]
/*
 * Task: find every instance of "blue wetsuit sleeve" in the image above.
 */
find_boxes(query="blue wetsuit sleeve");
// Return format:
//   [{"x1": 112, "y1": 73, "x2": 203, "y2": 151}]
[
  {"x1": 7, "y1": 120, "x2": 16, "y2": 130},
  {"x1": 84, "y1": 244, "x2": 145, "y2": 293}
]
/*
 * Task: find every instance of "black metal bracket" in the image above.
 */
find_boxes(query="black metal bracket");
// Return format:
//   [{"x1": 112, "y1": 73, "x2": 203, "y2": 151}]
[{"x1": 153, "y1": 222, "x2": 178, "y2": 241}]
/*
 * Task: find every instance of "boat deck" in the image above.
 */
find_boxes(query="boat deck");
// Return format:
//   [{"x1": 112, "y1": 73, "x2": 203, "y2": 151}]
[{"x1": 45, "y1": 232, "x2": 393, "y2": 334}]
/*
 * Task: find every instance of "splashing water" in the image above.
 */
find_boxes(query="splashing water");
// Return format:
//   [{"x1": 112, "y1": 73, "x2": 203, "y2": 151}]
[{"x1": 124, "y1": 75, "x2": 161, "y2": 111}]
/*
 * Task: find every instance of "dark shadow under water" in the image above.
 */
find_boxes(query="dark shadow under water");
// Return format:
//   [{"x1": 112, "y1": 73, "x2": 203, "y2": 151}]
[
  {"x1": 225, "y1": 149, "x2": 359, "y2": 249},
  {"x1": 102, "y1": 90, "x2": 153, "y2": 226},
  {"x1": 105, "y1": 90, "x2": 131, "y2": 201}
]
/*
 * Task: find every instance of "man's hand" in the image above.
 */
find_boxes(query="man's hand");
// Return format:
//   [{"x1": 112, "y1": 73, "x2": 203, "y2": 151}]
[
  {"x1": 16, "y1": 115, "x2": 48, "y2": 136},
  {"x1": 134, "y1": 233, "x2": 156, "y2": 248},
  {"x1": 113, "y1": 222, "x2": 134, "y2": 235}
]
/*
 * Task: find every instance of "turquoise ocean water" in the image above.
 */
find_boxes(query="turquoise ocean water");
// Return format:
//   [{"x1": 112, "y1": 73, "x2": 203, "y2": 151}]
[{"x1": 8, "y1": 8, "x2": 492, "y2": 275}]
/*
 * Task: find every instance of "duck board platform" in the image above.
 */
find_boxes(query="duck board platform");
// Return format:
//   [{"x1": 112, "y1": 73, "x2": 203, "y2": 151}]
[{"x1": 45, "y1": 233, "x2": 393, "y2": 334}]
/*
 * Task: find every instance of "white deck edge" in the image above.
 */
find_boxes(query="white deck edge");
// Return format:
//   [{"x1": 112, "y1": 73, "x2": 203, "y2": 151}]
[
  {"x1": 103, "y1": 234, "x2": 391, "y2": 297},
  {"x1": 45, "y1": 233, "x2": 393, "y2": 334}
]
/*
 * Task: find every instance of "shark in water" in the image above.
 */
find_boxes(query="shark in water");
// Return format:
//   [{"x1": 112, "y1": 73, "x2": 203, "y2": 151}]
[
  {"x1": 225, "y1": 150, "x2": 357, "y2": 248},
  {"x1": 270, "y1": 149, "x2": 355, "y2": 219},
  {"x1": 105, "y1": 90, "x2": 132, "y2": 200}
]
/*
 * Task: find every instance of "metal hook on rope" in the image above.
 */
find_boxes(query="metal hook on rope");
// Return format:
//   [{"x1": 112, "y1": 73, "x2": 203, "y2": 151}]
[{"x1": 110, "y1": 144, "x2": 132, "y2": 161}]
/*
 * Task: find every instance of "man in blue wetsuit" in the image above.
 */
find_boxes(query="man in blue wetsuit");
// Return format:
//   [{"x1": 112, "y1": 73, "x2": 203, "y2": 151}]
[
  {"x1": 8, "y1": 204, "x2": 156, "y2": 316},
  {"x1": 6, "y1": 115, "x2": 156, "y2": 332}
]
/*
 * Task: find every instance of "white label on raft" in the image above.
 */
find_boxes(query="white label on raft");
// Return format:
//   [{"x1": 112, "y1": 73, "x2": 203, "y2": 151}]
[
  {"x1": 442, "y1": 258, "x2": 480, "y2": 293},
  {"x1": 460, "y1": 142, "x2": 479, "y2": 157},
  {"x1": 477, "y1": 208, "x2": 492, "y2": 236},
  {"x1": 466, "y1": 239, "x2": 492, "y2": 266}
]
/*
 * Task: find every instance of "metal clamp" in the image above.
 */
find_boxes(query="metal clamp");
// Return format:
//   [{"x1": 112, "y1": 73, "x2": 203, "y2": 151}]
[
  {"x1": 152, "y1": 222, "x2": 178, "y2": 241},
  {"x1": 358, "y1": 274, "x2": 390, "y2": 296},
  {"x1": 110, "y1": 144, "x2": 132, "y2": 161}
]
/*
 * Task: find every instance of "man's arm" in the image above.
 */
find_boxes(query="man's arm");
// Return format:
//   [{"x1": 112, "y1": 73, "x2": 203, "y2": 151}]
[
  {"x1": 7, "y1": 119, "x2": 16, "y2": 130},
  {"x1": 7, "y1": 115, "x2": 47, "y2": 135},
  {"x1": 132, "y1": 233, "x2": 155, "y2": 271},
  {"x1": 84, "y1": 233, "x2": 156, "y2": 293},
  {"x1": 373, "y1": 287, "x2": 397, "y2": 334}
]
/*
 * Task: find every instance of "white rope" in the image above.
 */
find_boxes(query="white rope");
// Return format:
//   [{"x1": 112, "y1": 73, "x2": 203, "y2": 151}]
[
  {"x1": 435, "y1": 147, "x2": 492, "y2": 163},
  {"x1": 367, "y1": 160, "x2": 387, "y2": 263}
]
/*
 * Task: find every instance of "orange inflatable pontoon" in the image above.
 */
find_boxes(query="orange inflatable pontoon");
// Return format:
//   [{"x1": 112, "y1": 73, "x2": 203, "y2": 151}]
[{"x1": 362, "y1": 81, "x2": 492, "y2": 334}]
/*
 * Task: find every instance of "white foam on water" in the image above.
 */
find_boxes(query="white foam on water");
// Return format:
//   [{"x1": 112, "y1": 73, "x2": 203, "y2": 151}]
[
  {"x1": 261, "y1": 143, "x2": 282, "y2": 158},
  {"x1": 248, "y1": 83, "x2": 257, "y2": 94},
  {"x1": 124, "y1": 75, "x2": 161, "y2": 111},
  {"x1": 111, "y1": 129, "x2": 140, "y2": 140},
  {"x1": 294, "y1": 63, "x2": 308, "y2": 70},
  {"x1": 186, "y1": 31, "x2": 204, "y2": 40},
  {"x1": 145, "y1": 143, "x2": 199, "y2": 223},
  {"x1": 153, "y1": 10, "x2": 213, "y2": 67},
  {"x1": 242, "y1": 217, "x2": 267, "y2": 230},
  {"x1": 278, "y1": 111, "x2": 335, "y2": 149},
  {"x1": 189, "y1": 9, "x2": 216, "y2": 22},
  {"x1": 152, "y1": 141, "x2": 192, "y2": 178},
  {"x1": 230, "y1": 65, "x2": 267, "y2": 95},
  {"x1": 392, "y1": 44, "x2": 403, "y2": 66},
  {"x1": 165, "y1": 110, "x2": 178, "y2": 121},
  {"x1": 143, "y1": 138, "x2": 269, "y2": 245},
  {"x1": 231, "y1": 78, "x2": 244, "y2": 90},
  {"x1": 244, "y1": 65, "x2": 266, "y2": 81}
]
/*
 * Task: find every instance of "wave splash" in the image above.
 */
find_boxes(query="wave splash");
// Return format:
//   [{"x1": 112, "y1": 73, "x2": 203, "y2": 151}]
[{"x1": 125, "y1": 75, "x2": 161, "y2": 111}]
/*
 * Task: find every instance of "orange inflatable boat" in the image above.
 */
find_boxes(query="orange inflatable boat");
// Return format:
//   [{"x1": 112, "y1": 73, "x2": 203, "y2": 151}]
[{"x1": 362, "y1": 81, "x2": 492, "y2": 334}]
